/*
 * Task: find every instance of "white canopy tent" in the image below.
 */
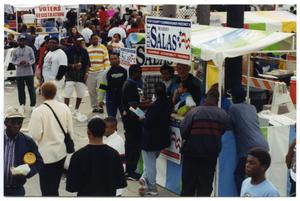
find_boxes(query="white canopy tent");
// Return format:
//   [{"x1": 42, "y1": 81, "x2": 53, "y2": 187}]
[
  {"x1": 127, "y1": 25, "x2": 294, "y2": 105},
  {"x1": 190, "y1": 24, "x2": 294, "y2": 105}
]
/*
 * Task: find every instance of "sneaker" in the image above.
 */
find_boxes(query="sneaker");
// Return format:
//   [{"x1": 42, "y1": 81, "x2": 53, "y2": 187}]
[
  {"x1": 76, "y1": 112, "x2": 88, "y2": 122},
  {"x1": 139, "y1": 187, "x2": 158, "y2": 196},
  {"x1": 19, "y1": 105, "x2": 25, "y2": 115},
  {"x1": 30, "y1": 106, "x2": 36, "y2": 112},
  {"x1": 92, "y1": 107, "x2": 104, "y2": 113},
  {"x1": 146, "y1": 188, "x2": 158, "y2": 196},
  {"x1": 139, "y1": 177, "x2": 146, "y2": 186},
  {"x1": 72, "y1": 110, "x2": 79, "y2": 118},
  {"x1": 126, "y1": 172, "x2": 141, "y2": 181},
  {"x1": 138, "y1": 186, "x2": 147, "y2": 196}
]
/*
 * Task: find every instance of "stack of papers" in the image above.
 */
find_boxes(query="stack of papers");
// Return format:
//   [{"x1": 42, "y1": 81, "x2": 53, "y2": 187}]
[
  {"x1": 129, "y1": 107, "x2": 145, "y2": 118},
  {"x1": 11, "y1": 164, "x2": 30, "y2": 176}
]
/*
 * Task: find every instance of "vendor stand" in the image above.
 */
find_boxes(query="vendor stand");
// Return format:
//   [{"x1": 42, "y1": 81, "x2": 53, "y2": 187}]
[
  {"x1": 133, "y1": 19, "x2": 295, "y2": 196},
  {"x1": 9, "y1": 4, "x2": 80, "y2": 38}
]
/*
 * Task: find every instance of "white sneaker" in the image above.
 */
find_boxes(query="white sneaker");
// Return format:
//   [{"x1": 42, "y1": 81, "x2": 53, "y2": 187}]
[
  {"x1": 72, "y1": 110, "x2": 79, "y2": 119},
  {"x1": 76, "y1": 112, "x2": 88, "y2": 122},
  {"x1": 19, "y1": 105, "x2": 25, "y2": 115},
  {"x1": 30, "y1": 106, "x2": 36, "y2": 112}
]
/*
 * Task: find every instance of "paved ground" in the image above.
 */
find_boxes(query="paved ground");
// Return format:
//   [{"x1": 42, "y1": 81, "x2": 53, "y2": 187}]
[{"x1": 4, "y1": 80, "x2": 177, "y2": 197}]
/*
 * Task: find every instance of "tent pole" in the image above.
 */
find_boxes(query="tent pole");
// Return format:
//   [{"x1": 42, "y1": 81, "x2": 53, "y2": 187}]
[
  {"x1": 218, "y1": 63, "x2": 223, "y2": 108},
  {"x1": 77, "y1": 7, "x2": 80, "y2": 30},
  {"x1": 16, "y1": 11, "x2": 18, "y2": 32},
  {"x1": 292, "y1": 35, "x2": 295, "y2": 50},
  {"x1": 214, "y1": 62, "x2": 223, "y2": 197},
  {"x1": 246, "y1": 54, "x2": 251, "y2": 104}
]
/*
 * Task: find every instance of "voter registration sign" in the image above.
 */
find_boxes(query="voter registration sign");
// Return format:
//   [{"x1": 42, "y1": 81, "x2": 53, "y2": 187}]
[
  {"x1": 34, "y1": 5, "x2": 65, "y2": 19},
  {"x1": 145, "y1": 16, "x2": 192, "y2": 65}
]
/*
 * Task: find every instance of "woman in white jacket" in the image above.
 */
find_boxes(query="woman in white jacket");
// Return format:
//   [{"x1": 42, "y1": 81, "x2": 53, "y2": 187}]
[{"x1": 28, "y1": 81, "x2": 74, "y2": 196}]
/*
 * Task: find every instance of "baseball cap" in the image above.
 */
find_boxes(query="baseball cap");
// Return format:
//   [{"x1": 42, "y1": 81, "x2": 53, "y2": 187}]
[
  {"x1": 46, "y1": 36, "x2": 59, "y2": 43},
  {"x1": 18, "y1": 34, "x2": 27, "y2": 40},
  {"x1": 5, "y1": 106, "x2": 25, "y2": 119},
  {"x1": 76, "y1": 36, "x2": 84, "y2": 41}
]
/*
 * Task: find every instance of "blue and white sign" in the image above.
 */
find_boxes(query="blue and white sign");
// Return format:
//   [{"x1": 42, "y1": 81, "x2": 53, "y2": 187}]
[
  {"x1": 120, "y1": 48, "x2": 136, "y2": 68},
  {"x1": 145, "y1": 16, "x2": 192, "y2": 65}
]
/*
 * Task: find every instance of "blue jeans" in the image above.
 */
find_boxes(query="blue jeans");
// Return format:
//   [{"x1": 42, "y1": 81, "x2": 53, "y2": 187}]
[
  {"x1": 141, "y1": 150, "x2": 160, "y2": 190},
  {"x1": 16, "y1": 76, "x2": 36, "y2": 106},
  {"x1": 106, "y1": 100, "x2": 123, "y2": 118}
]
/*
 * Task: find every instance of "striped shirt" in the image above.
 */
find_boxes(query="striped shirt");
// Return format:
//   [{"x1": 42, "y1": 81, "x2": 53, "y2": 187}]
[
  {"x1": 4, "y1": 132, "x2": 16, "y2": 185},
  {"x1": 87, "y1": 44, "x2": 110, "y2": 72},
  {"x1": 180, "y1": 106, "x2": 232, "y2": 157}
]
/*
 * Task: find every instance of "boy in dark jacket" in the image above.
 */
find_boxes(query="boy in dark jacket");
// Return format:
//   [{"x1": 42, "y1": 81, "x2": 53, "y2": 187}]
[
  {"x1": 4, "y1": 106, "x2": 43, "y2": 196},
  {"x1": 98, "y1": 52, "x2": 127, "y2": 118}
]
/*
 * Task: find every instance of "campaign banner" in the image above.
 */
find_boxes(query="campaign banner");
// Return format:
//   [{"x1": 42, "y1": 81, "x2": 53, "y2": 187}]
[
  {"x1": 145, "y1": 16, "x2": 192, "y2": 65},
  {"x1": 120, "y1": 48, "x2": 136, "y2": 68},
  {"x1": 35, "y1": 5, "x2": 65, "y2": 19},
  {"x1": 160, "y1": 117, "x2": 182, "y2": 164},
  {"x1": 135, "y1": 45, "x2": 174, "y2": 72}
]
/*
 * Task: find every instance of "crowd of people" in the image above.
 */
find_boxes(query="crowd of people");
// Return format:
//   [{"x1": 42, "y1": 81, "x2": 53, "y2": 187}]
[{"x1": 4, "y1": 6, "x2": 296, "y2": 197}]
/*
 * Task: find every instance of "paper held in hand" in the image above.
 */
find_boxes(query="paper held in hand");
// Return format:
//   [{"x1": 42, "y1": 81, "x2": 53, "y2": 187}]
[
  {"x1": 11, "y1": 164, "x2": 31, "y2": 176},
  {"x1": 129, "y1": 106, "x2": 145, "y2": 119}
]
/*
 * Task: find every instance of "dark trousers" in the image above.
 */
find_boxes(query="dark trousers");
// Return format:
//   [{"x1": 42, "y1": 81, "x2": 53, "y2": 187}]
[
  {"x1": 106, "y1": 100, "x2": 123, "y2": 118},
  {"x1": 16, "y1": 76, "x2": 36, "y2": 106},
  {"x1": 4, "y1": 186, "x2": 25, "y2": 196},
  {"x1": 290, "y1": 176, "x2": 296, "y2": 196},
  {"x1": 234, "y1": 157, "x2": 247, "y2": 195},
  {"x1": 181, "y1": 156, "x2": 217, "y2": 197},
  {"x1": 39, "y1": 157, "x2": 66, "y2": 196},
  {"x1": 122, "y1": 115, "x2": 142, "y2": 174}
]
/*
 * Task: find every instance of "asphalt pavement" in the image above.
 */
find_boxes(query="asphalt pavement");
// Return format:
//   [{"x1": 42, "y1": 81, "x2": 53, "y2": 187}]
[{"x1": 4, "y1": 80, "x2": 177, "y2": 197}]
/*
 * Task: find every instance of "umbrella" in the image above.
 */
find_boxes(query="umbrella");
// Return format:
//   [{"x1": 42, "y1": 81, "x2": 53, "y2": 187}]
[{"x1": 108, "y1": 27, "x2": 126, "y2": 39}]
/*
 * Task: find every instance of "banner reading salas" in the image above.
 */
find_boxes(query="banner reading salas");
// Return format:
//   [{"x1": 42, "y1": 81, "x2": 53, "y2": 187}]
[{"x1": 145, "y1": 16, "x2": 192, "y2": 65}]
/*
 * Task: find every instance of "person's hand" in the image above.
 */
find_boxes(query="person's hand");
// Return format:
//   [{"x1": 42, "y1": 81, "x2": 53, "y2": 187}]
[
  {"x1": 84, "y1": 73, "x2": 88, "y2": 82},
  {"x1": 172, "y1": 90, "x2": 178, "y2": 105},
  {"x1": 107, "y1": 45, "x2": 113, "y2": 51},
  {"x1": 98, "y1": 101, "x2": 104, "y2": 108},
  {"x1": 36, "y1": 72, "x2": 41, "y2": 80},
  {"x1": 19, "y1": 60, "x2": 28, "y2": 66},
  {"x1": 75, "y1": 63, "x2": 82, "y2": 70},
  {"x1": 12, "y1": 174, "x2": 27, "y2": 186},
  {"x1": 292, "y1": 138, "x2": 296, "y2": 146},
  {"x1": 142, "y1": 99, "x2": 151, "y2": 104}
]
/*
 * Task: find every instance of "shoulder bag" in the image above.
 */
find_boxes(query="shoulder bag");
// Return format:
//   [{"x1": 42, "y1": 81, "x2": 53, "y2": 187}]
[{"x1": 44, "y1": 103, "x2": 75, "y2": 153}]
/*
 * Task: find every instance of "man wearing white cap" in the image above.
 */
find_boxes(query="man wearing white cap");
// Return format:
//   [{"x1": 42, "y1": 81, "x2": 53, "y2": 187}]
[
  {"x1": 4, "y1": 107, "x2": 43, "y2": 196},
  {"x1": 11, "y1": 34, "x2": 36, "y2": 114}
]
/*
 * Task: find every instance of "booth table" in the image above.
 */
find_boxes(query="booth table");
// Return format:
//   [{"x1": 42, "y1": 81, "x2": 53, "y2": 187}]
[{"x1": 138, "y1": 115, "x2": 296, "y2": 196}]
